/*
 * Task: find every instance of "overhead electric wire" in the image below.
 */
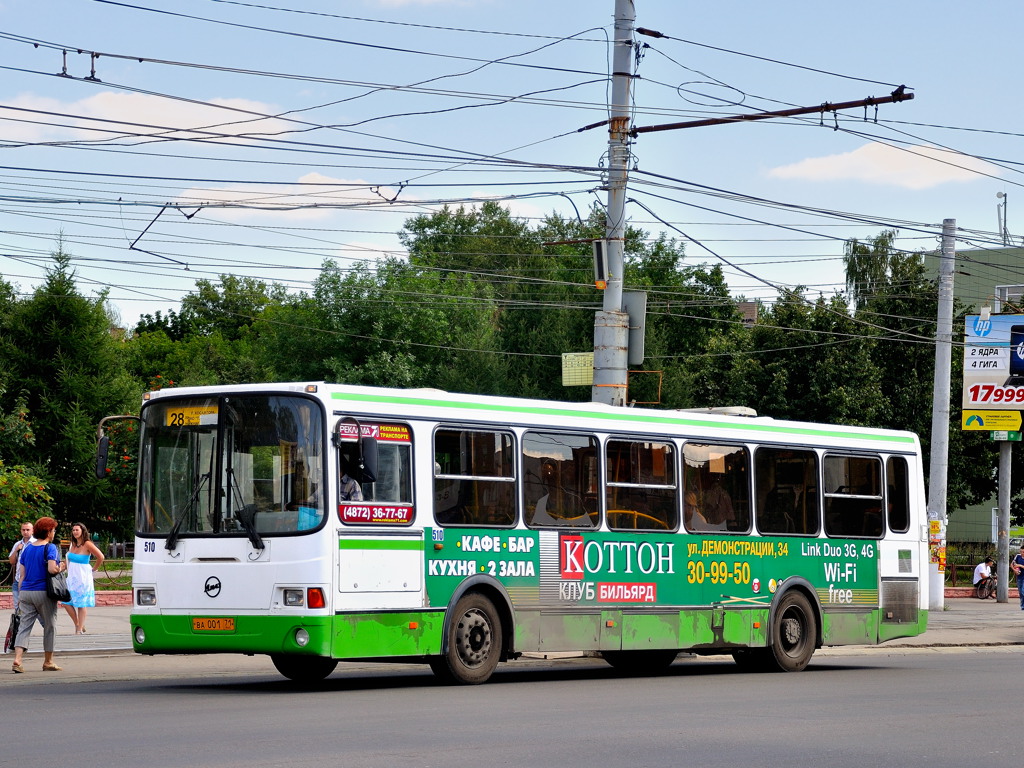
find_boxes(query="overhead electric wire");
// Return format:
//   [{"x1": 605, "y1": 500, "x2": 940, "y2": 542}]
[{"x1": 87, "y1": 0, "x2": 610, "y2": 78}]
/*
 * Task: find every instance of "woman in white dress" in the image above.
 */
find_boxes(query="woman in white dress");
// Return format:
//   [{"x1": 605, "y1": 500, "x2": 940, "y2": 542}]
[{"x1": 61, "y1": 522, "x2": 104, "y2": 635}]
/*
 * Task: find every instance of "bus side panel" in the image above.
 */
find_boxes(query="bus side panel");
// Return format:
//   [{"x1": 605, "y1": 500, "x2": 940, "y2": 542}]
[
  {"x1": 331, "y1": 611, "x2": 444, "y2": 658},
  {"x1": 676, "y1": 607, "x2": 764, "y2": 650},
  {"x1": 819, "y1": 608, "x2": 876, "y2": 646},
  {"x1": 537, "y1": 611, "x2": 600, "y2": 651}
]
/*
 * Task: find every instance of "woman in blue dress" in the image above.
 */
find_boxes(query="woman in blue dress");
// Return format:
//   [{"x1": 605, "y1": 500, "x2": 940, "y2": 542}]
[{"x1": 61, "y1": 522, "x2": 104, "y2": 635}]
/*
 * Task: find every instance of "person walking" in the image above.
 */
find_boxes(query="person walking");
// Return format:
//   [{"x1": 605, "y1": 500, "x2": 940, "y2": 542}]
[
  {"x1": 60, "y1": 522, "x2": 104, "y2": 634},
  {"x1": 11, "y1": 517, "x2": 65, "y2": 673},
  {"x1": 7, "y1": 522, "x2": 33, "y2": 612},
  {"x1": 1012, "y1": 545, "x2": 1024, "y2": 610}
]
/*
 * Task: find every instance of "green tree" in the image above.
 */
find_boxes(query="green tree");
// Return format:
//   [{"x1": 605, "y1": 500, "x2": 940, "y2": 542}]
[
  {"x1": 843, "y1": 232, "x2": 995, "y2": 512},
  {"x1": 0, "y1": 246, "x2": 136, "y2": 538},
  {"x1": 0, "y1": 395, "x2": 51, "y2": 543}
]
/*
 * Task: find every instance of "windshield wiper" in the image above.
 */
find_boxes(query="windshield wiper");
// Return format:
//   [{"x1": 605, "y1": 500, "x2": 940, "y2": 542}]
[
  {"x1": 236, "y1": 503, "x2": 265, "y2": 552},
  {"x1": 165, "y1": 472, "x2": 210, "y2": 552},
  {"x1": 226, "y1": 467, "x2": 264, "y2": 552}
]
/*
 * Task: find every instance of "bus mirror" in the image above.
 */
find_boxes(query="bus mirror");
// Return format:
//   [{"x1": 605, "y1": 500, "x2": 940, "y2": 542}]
[
  {"x1": 95, "y1": 435, "x2": 110, "y2": 480},
  {"x1": 359, "y1": 436, "x2": 378, "y2": 483},
  {"x1": 95, "y1": 414, "x2": 141, "y2": 481}
]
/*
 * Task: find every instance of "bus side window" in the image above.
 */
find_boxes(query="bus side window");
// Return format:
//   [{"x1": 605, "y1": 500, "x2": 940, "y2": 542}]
[
  {"x1": 683, "y1": 443, "x2": 750, "y2": 534},
  {"x1": 755, "y1": 448, "x2": 819, "y2": 536},
  {"x1": 522, "y1": 431, "x2": 598, "y2": 529},
  {"x1": 886, "y1": 456, "x2": 911, "y2": 533},
  {"x1": 823, "y1": 455, "x2": 883, "y2": 538},
  {"x1": 606, "y1": 439, "x2": 677, "y2": 531},
  {"x1": 434, "y1": 428, "x2": 515, "y2": 527}
]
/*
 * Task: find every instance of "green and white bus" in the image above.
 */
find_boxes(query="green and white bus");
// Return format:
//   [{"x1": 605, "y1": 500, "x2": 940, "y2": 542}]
[{"x1": 100, "y1": 382, "x2": 928, "y2": 684}]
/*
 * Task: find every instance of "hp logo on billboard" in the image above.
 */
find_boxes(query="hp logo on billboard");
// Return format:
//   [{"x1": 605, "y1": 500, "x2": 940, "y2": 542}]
[{"x1": 973, "y1": 316, "x2": 992, "y2": 337}]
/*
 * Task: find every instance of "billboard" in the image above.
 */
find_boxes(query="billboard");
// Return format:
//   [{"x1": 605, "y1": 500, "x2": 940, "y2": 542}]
[{"x1": 963, "y1": 314, "x2": 1024, "y2": 412}]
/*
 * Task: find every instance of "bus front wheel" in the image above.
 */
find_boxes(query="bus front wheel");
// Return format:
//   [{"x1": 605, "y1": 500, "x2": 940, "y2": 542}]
[
  {"x1": 271, "y1": 654, "x2": 338, "y2": 683},
  {"x1": 430, "y1": 593, "x2": 503, "y2": 685},
  {"x1": 766, "y1": 591, "x2": 817, "y2": 672}
]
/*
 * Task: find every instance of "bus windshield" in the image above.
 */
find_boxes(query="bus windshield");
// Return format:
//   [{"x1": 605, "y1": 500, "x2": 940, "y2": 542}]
[{"x1": 138, "y1": 394, "x2": 325, "y2": 539}]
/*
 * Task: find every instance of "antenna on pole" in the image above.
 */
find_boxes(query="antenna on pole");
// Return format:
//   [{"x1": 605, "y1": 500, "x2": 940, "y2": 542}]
[{"x1": 997, "y1": 192, "x2": 1009, "y2": 246}]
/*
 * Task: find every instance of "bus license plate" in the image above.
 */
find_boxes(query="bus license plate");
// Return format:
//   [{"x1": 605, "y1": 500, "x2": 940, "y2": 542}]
[{"x1": 192, "y1": 617, "x2": 235, "y2": 632}]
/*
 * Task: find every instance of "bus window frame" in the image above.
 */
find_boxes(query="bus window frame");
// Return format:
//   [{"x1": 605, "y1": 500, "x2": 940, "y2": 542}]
[
  {"x1": 604, "y1": 436, "x2": 679, "y2": 532},
  {"x1": 753, "y1": 446, "x2": 820, "y2": 537},
  {"x1": 681, "y1": 440, "x2": 752, "y2": 535},
  {"x1": 335, "y1": 419, "x2": 415, "y2": 527},
  {"x1": 521, "y1": 429, "x2": 599, "y2": 530},
  {"x1": 432, "y1": 426, "x2": 517, "y2": 528},
  {"x1": 822, "y1": 452, "x2": 885, "y2": 539},
  {"x1": 884, "y1": 454, "x2": 912, "y2": 534}
]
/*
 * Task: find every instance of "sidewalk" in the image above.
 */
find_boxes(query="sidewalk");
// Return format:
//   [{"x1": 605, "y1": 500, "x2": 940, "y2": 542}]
[{"x1": 3, "y1": 594, "x2": 1022, "y2": 657}]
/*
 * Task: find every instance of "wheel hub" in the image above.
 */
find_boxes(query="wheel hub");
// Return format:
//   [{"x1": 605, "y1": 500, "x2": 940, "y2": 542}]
[
  {"x1": 455, "y1": 608, "x2": 492, "y2": 667},
  {"x1": 781, "y1": 616, "x2": 802, "y2": 646}
]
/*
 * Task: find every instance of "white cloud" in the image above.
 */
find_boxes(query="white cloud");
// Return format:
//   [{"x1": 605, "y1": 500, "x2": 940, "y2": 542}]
[
  {"x1": 767, "y1": 142, "x2": 999, "y2": 190},
  {"x1": 2, "y1": 91, "x2": 292, "y2": 144}
]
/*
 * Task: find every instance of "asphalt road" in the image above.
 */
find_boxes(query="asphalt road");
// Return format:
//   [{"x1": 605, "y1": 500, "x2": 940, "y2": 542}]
[{"x1": 2, "y1": 647, "x2": 1017, "y2": 768}]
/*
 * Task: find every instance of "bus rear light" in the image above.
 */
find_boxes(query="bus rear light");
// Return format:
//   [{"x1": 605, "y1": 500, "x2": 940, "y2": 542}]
[
  {"x1": 283, "y1": 589, "x2": 304, "y2": 607},
  {"x1": 307, "y1": 588, "x2": 326, "y2": 609}
]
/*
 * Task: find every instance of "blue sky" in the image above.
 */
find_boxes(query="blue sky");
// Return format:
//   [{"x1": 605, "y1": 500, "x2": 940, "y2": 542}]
[{"x1": 1, "y1": 0, "x2": 1022, "y2": 326}]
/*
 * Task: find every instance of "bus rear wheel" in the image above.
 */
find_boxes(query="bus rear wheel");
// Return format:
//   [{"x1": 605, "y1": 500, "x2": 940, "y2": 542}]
[
  {"x1": 430, "y1": 593, "x2": 503, "y2": 685},
  {"x1": 602, "y1": 649, "x2": 679, "y2": 675},
  {"x1": 766, "y1": 591, "x2": 816, "y2": 672},
  {"x1": 271, "y1": 654, "x2": 338, "y2": 683}
]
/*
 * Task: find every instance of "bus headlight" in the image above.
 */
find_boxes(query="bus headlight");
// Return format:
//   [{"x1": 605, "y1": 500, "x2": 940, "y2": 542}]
[
  {"x1": 136, "y1": 588, "x2": 156, "y2": 606},
  {"x1": 134, "y1": 627, "x2": 146, "y2": 645},
  {"x1": 295, "y1": 628, "x2": 310, "y2": 647},
  {"x1": 283, "y1": 589, "x2": 304, "y2": 607}
]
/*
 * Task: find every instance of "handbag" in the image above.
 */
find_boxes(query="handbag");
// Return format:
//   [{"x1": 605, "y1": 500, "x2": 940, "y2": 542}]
[
  {"x1": 3, "y1": 610, "x2": 19, "y2": 654},
  {"x1": 44, "y1": 545, "x2": 72, "y2": 603},
  {"x1": 47, "y1": 570, "x2": 71, "y2": 602}
]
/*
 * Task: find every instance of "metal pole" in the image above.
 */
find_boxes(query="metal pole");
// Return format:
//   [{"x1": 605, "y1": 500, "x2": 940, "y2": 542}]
[
  {"x1": 998, "y1": 441, "x2": 1012, "y2": 602},
  {"x1": 592, "y1": 0, "x2": 635, "y2": 407},
  {"x1": 926, "y1": 218, "x2": 955, "y2": 610}
]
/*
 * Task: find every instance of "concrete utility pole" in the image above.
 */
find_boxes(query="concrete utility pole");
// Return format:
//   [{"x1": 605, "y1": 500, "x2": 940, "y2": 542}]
[
  {"x1": 927, "y1": 218, "x2": 955, "y2": 610},
  {"x1": 588, "y1": 4, "x2": 913, "y2": 406},
  {"x1": 998, "y1": 441, "x2": 1012, "y2": 602},
  {"x1": 591, "y1": 0, "x2": 635, "y2": 407}
]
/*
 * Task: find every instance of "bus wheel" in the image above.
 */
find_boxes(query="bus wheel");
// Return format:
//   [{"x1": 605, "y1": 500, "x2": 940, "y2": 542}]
[
  {"x1": 767, "y1": 592, "x2": 816, "y2": 672},
  {"x1": 271, "y1": 654, "x2": 338, "y2": 683},
  {"x1": 431, "y1": 593, "x2": 502, "y2": 685},
  {"x1": 602, "y1": 649, "x2": 679, "y2": 675}
]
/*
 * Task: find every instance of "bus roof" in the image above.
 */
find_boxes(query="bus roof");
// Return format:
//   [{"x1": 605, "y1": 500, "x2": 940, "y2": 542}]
[{"x1": 144, "y1": 382, "x2": 921, "y2": 452}]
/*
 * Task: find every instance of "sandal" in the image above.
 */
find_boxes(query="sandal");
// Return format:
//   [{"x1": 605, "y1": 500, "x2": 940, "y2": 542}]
[
  {"x1": 11, "y1": 663, "x2": 23, "y2": 674},
  {"x1": 42, "y1": 663, "x2": 62, "y2": 672}
]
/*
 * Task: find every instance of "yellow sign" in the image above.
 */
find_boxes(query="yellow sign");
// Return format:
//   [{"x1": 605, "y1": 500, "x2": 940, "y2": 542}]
[
  {"x1": 961, "y1": 410, "x2": 1022, "y2": 431},
  {"x1": 165, "y1": 405, "x2": 218, "y2": 427},
  {"x1": 561, "y1": 352, "x2": 594, "y2": 387}
]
